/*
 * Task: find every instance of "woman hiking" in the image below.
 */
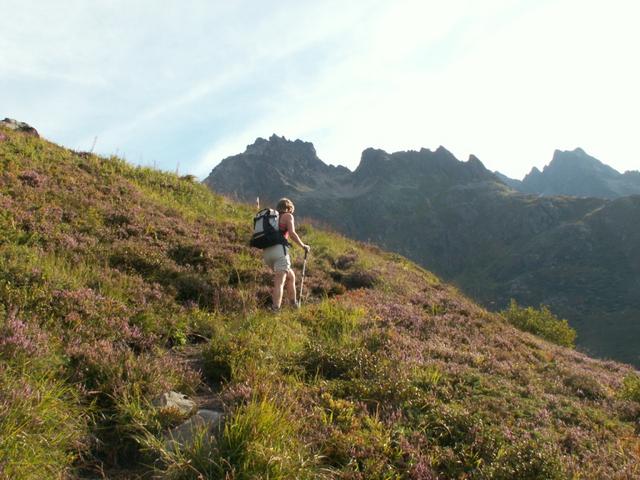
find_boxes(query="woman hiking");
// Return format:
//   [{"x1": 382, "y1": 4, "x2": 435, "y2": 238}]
[{"x1": 263, "y1": 198, "x2": 310, "y2": 311}]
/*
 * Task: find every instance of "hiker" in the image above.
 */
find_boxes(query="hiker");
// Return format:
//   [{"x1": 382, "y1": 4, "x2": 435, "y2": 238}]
[{"x1": 263, "y1": 198, "x2": 310, "y2": 310}]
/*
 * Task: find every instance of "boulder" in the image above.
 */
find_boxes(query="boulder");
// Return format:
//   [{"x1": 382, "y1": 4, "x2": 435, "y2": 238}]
[
  {"x1": 152, "y1": 391, "x2": 197, "y2": 416},
  {"x1": 164, "y1": 409, "x2": 224, "y2": 451},
  {"x1": 0, "y1": 118, "x2": 39, "y2": 137}
]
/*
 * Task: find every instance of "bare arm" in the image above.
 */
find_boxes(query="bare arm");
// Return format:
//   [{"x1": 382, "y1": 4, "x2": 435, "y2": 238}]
[{"x1": 283, "y1": 213, "x2": 310, "y2": 251}]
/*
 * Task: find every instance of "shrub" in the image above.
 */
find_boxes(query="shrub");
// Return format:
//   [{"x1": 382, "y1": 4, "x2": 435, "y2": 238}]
[
  {"x1": 618, "y1": 373, "x2": 640, "y2": 403},
  {"x1": 501, "y1": 300, "x2": 576, "y2": 348},
  {"x1": 341, "y1": 269, "x2": 380, "y2": 290}
]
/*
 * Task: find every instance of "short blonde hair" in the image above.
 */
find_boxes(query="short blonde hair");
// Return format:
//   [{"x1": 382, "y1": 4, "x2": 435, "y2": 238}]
[{"x1": 276, "y1": 198, "x2": 295, "y2": 214}]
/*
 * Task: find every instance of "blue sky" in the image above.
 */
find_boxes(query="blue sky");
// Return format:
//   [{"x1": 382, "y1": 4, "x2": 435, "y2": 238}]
[{"x1": 2, "y1": 0, "x2": 639, "y2": 179}]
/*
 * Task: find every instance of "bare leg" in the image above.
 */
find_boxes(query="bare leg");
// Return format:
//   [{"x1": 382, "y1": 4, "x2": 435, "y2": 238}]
[
  {"x1": 272, "y1": 271, "x2": 287, "y2": 309},
  {"x1": 285, "y1": 269, "x2": 297, "y2": 306}
]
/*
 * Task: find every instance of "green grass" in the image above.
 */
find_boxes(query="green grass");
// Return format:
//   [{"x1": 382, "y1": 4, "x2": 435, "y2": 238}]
[{"x1": 0, "y1": 363, "x2": 88, "y2": 480}]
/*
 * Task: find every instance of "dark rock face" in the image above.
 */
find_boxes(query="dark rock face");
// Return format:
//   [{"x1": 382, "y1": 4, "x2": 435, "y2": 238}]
[
  {"x1": 498, "y1": 148, "x2": 640, "y2": 198},
  {"x1": 204, "y1": 137, "x2": 640, "y2": 366},
  {"x1": 1, "y1": 118, "x2": 39, "y2": 137},
  {"x1": 203, "y1": 135, "x2": 349, "y2": 205}
]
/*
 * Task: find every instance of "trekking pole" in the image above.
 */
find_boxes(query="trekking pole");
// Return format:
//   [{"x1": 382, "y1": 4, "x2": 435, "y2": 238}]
[{"x1": 297, "y1": 249, "x2": 309, "y2": 308}]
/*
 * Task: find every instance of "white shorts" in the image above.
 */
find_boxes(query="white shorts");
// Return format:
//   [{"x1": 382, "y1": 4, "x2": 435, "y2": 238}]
[{"x1": 263, "y1": 244, "x2": 291, "y2": 272}]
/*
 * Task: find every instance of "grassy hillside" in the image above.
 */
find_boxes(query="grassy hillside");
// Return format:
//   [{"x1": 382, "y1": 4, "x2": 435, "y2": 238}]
[{"x1": 1, "y1": 126, "x2": 639, "y2": 479}]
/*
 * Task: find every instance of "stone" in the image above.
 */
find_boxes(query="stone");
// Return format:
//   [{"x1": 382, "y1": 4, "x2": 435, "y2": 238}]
[
  {"x1": 0, "y1": 118, "x2": 39, "y2": 137},
  {"x1": 152, "y1": 391, "x2": 197, "y2": 416},
  {"x1": 163, "y1": 409, "x2": 224, "y2": 451}
]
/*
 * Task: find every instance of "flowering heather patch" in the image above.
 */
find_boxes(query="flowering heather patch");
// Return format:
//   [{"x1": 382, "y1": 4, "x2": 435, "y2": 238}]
[
  {"x1": 0, "y1": 127, "x2": 639, "y2": 478},
  {"x1": 0, "y1": 307, "x2": 49, "y2": 358},
  {"x1": 18, "y1": 169, "x2": 47, "y2": 188}
]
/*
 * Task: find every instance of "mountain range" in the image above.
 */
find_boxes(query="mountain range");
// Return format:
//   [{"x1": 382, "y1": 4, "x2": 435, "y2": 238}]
[{"x1": 205, "y1": 135, "x2": 640, "y2": 367}]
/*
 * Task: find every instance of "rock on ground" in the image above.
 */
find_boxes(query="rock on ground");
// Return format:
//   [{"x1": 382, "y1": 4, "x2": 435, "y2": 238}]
[
  {"x1": 153, "y1": 391, "x2": 197, "y2": 416},
  {"x1": 1, "y1": 118, "x2": 39, "y2": 137},
  {"x1": 164, "y1": 409, "x2": 224, "y2": 452}
]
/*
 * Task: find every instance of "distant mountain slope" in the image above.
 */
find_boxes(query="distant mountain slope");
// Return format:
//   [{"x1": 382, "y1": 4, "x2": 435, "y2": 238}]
[
  {"x1": 205, "y1": 136, "x2": 640, "y2": 367},
  {"x1": 497, "y1": 148, "x2": 640, "y2": 198}
]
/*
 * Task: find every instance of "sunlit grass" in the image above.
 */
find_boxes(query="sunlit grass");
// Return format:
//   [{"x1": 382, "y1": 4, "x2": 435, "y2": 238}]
[{"x1": 0, "y1": 363, "x2": 87, "y2": 480}]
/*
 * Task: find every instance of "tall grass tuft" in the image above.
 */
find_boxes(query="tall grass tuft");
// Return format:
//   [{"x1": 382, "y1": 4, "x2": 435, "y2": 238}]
[
  {"x1": 149, "y1": 397, "x2": 318, "y2": 480},
  {"x1": 0, "y1": 364, "x2": 88, "y2": 479}
]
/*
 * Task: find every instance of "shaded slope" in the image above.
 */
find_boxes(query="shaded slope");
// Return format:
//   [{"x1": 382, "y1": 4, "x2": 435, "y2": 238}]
[{"x1": 1, "y1": 126, "x2": 639, "y2": 479}]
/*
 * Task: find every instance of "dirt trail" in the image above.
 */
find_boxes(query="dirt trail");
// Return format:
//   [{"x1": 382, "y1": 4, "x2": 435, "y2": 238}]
[{"x1": 171, "y1": 343, "x2": 224, "y2": 411}]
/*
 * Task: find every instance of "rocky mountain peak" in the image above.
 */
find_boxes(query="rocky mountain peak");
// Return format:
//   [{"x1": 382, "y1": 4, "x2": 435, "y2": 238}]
[
  {"x1": 515, "y1": 148, "x2": 638, "y2": 198},
  {"x1": 527, "y1": 166, "x2": 542, "y2": 177},
  {"x1": 434, "y1": 145, "x2": 456, "y2": 159},
  {"x1": 244, "y1": 134, "x2": 319, "y2": 165},
  {"x1": 497, "y1": 149, "x2": 640, "y2": 198},
  {"x1": 466, "y1": 154, "x2": 490, "y2": 174},
  {"x1": 356, "y1": 147, "x2": 389, "y2": 166},
  {"x1": 204, "y1": 135, "x2": 345, "y2": 204},
  {"x1": 548, "y1": 148, "x2": 619, "y2": 176}
]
